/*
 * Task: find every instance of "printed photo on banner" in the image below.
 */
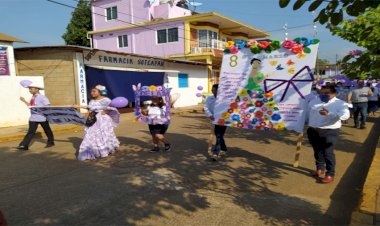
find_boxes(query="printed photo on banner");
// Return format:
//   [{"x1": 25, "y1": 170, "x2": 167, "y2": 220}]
[
  {"x1": 133, "y1": 83, "x2": 171, "y2": 125},
  {"x1": 214, "y1": 38, "x2": 319, "y2": 133}
]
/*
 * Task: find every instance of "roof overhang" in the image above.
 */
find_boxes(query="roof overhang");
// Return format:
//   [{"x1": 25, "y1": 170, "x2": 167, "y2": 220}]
[{"x1": 0, "y1": 33, "x2": 28, "y2": 43}]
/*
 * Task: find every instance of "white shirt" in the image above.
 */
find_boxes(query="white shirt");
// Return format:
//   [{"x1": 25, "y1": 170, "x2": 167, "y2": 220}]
[
  {"x1": 204, "y1": 95, "x2": 216, "y2": 117},
  {"x1": 306, "y1": 97, "x2": 350, "y2": 129}
]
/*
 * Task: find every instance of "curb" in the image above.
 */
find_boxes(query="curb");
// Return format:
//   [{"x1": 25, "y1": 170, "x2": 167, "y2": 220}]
[{"x1": 351, "y1": 130, "x2": 380, "y2": 225}]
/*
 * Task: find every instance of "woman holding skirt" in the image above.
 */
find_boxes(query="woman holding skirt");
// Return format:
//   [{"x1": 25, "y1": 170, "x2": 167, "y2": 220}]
[{"x1": 75, "y1": 85, "x2": 120, "y2": 160}]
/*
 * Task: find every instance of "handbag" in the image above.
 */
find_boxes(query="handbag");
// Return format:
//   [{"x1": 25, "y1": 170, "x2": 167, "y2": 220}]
[{"x1": 85, "y1": 111, "x2": 97, "y2": 127}]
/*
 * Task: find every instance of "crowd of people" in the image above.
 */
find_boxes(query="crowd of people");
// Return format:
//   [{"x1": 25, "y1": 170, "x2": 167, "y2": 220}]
[{"x1": 16, "y1": 78, "x2": 379, "y2": 184}]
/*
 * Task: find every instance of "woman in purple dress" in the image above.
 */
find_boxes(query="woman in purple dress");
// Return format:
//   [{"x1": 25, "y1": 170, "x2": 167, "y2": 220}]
[{"x1": 75, "y1": 85, "x2": 120, "y2": 160}]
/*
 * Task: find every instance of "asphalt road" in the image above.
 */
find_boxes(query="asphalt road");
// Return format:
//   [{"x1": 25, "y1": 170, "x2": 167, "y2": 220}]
[{"x1": 0, "y1": 113, "x2": 378, "y2": 226}]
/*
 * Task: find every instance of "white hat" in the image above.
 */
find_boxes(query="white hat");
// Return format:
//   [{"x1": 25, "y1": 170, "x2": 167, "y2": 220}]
[{"x1": 27, "y1": 82, "x2": 44, "y2": 90}]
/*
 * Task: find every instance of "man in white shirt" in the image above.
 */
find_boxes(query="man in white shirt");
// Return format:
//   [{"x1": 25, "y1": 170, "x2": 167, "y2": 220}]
[
  {"x1": 204, "y1": 84, "x2": 227, "y2": 160},
  {"x1": 306, "y1": 85, "x2": 350, "y2": 184}
]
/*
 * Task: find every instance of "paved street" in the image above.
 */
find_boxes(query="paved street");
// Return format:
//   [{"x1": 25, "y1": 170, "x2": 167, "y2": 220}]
[{"x1": 0, "y1": 112, "x2": 379, "y2": 226}]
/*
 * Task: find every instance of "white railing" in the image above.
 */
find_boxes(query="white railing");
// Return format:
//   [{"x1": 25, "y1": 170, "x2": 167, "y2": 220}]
[{"x1": 190, "y1": 39, "x2": 226, "y2": 54}]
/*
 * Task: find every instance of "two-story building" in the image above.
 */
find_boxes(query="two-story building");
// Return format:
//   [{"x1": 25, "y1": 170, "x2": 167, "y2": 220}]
[{"x1": 88, "y1": 0, "x2": 270, "y2": 89}]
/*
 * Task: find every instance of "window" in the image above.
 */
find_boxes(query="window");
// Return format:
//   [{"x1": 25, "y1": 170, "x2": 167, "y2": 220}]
[
  {"x1": 168, "y1": 28, "x2": 179, "y2": 42},
  {"x1": 106, "y1": 6, "x2": 117, "y2": 20},
  {"x1": 118, "y1": 35, "x2": 128, "y2": 48},
  {"x1": 157, "y1": 29, "x2": 167, "y2": 44},
  {"x1": 178, "y1": 73, "x2": 188, "y2": 88},
  {"x1": 199, "y1": 30, "x2": 218, "y2": 48},
  {"x1": 157, "y1": 28, "x2": 178, "y2": 44}
]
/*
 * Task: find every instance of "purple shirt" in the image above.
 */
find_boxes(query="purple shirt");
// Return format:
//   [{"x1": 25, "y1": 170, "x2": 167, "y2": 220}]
[{"x1": 30, "y1": 94, "x2": 50, "y2": 122}]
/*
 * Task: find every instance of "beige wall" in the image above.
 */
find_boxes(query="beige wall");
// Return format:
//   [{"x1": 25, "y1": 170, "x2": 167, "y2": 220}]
[{"x1": 15, "y1": 49, "x2": 77, "y2": 105}]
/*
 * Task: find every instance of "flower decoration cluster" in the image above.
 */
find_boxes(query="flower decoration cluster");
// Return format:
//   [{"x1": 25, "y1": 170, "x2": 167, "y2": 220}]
[
  {"x1": 217, "y1": 90, "x2": 286, "y2": 131},
  {"x1": 348, "y1": 50, "x2": 362, "y2": 56},
  {"x1": 224, "y1": 37, "x2": 319, "y2": 55},
  {"x1": 140, "y1": 85, "x2": 164, "y2": 92}
]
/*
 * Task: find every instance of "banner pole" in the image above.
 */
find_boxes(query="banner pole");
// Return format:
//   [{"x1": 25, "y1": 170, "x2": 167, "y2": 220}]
[
  {"x1": 293, "y1": 133, "x2": 304, "y2": 167},
  {"x1": 207, "y1": 124, "x2": 215, "y2": 156}
]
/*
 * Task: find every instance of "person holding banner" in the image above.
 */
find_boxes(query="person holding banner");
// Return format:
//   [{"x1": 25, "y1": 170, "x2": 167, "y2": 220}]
[
  {"x1": 306, "y1": 85, "x2": 350, "y2": 184},
  {"x1": 75, "y1": 85, "x2": 120, "y2": 161},
  {"x1": 204, "y1": 84, "x2": 228, "y2": 160},
  {"x1": 141, "y1": 96, "x2": 171, "y2": 153},
  {"x1": 17, "y1": 82, "x2": 55, "y2": 151}
]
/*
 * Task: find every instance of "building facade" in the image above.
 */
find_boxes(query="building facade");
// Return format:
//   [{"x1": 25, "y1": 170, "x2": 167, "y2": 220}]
[{"x1": 89, "y1": 0, "x2": 270, "y2": 89}]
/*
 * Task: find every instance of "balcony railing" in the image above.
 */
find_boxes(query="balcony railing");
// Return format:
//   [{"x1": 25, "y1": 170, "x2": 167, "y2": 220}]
[{"x1": 190, "y1": 39, "x2": 226, "y2": 54}]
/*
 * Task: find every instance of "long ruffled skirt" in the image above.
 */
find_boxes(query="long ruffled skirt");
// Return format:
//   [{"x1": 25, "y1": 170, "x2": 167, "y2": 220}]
[{"x1": 77, "y1": 113, "x2": 120, "y2": 161}]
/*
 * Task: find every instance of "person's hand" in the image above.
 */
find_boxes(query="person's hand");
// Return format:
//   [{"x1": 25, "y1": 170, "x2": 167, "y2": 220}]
[
  {"x1": 20, "y1": 97, "x2": 26, "y2": 102},
  {"x1": 319, "y1": 108, "x2": 329, "y2": 116},
  {"x1": 210, "y1": 115, "x2": 215, "y2": 121}
]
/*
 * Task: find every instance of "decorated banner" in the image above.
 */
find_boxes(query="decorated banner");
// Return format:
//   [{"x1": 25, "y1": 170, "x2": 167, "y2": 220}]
[
  {"x1": 31, "y1": 106, "x2": 86, "y2": 125},
  {"x1": 213, "y1": 38, "x2": 319, "y2": 133},
  {"x1": 0, "y1": 47, "x2": 10, "y2": 76},
  {"x1": 133, "y1": 83, "x2": 171, "y2": 124}
]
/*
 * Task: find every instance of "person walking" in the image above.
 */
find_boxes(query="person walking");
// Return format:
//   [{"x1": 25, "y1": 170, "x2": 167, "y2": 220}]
[
  {"x1": 348, "y1": 79, "x2": 373, "y2": 129},
  {"x1": 306, "y1": 85, "x2": 350, "y2": 184},
  {"x1": 204, "y1": 84, "x2": 228, "y2": 161},
  {"x1": 367, "y1": 81, "x2": 379, "y2": 116},
  {"x1": 17, "y1": 82, "x2": 55, "y2": 151},
  {"x1": 75, "y1": 85, "x2": 120, "y2": 160},
  {"x1": 142, "y1": 96, "x2": 171, "y2": 153}
]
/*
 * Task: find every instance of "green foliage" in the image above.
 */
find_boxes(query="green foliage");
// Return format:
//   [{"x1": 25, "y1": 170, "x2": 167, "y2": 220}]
[
  {"x1": 317, "y1": 58, "x2": 330, "y2": 65},
  {"x1": 332, "y1": 6, "x2": 380, "y2": 79},
  {"x1": 62, "y1": 0, "x2": 92, "y2": 47},
  {"x1": 279, "y1": 0, "x2": 380, "y2": 26}
]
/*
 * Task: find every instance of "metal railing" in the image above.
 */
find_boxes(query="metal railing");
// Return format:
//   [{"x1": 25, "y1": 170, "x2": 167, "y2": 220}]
[{"x1": 190, "y1": 39, "x2": 226, "y2": 54}]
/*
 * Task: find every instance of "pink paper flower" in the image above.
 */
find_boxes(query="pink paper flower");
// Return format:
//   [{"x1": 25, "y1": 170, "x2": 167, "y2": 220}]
[
  {"x1": 230, "y1": 46, "x2": 239, "y2": 54},
  {"x1": 290, "y1": 44, "x2": 304, "y2": 54},
  {"x1": 282, "y1": 40, "x2": 296, "y2": 49},
  {"x1": 246, "y1": 40, "x2": 258, "y2": 47}
]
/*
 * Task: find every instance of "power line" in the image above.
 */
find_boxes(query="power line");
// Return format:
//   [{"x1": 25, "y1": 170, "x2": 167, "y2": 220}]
[{"x1": 48, "y1": 0, "x2": 319, "y2": 45}]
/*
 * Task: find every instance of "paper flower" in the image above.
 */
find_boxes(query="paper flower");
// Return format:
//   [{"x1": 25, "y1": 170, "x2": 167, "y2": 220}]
[
  {"x1": 237, "y1": 123, "x2": 244, "y2": 128},
  {"x1": 250, "y1": 46, "x2": 262, "y2": 54},
  {"x1": 141, "y1": 86, "x2": 149, "y2": 91},
  {"x1": 156, "y1": 86, "x2": 163, "y2": 91},
  {"x1": 271, "y1": 113, "x2": 282, "y2": 121},
  {"x1": 258, "y1": 41, "x2": 271, "y2": 49},
  {"x1": 270, "y1": 40, "x2": 281, "y2": 50},
  {"x1": 263, "y1": 92, "x2": 273, "y2": 98},
  {"x1": 298, "y1": 37, "x2": 311, "y2": 47},
  {"x1": 241, "y1": 102, "x2": 249, "y2": 109},
  {"x1": 230, "y1": 46, "x2": 239, "y2": 54},
  {"x1": 250, "y1": 92, "x2": 259, "y2": 98},
  {"x1": 254, "y1": 111, "x2": 263, "y2": 118},
  {"x1": 246, "y1": 114, "x2": 252, "y2": 118},
  {"x1": 290, "y1": 44, "x2": 304, "y2": 54},
  {"x1": 260, "y1": 122, "x2": 267, "y2": 127},
  {"x1": 267, "y1": 110, "x2": 273, "y2": 115},
  {"x1": 222, "y1": 112, "x2": 231, "y2": 119},
  {"x1": 282, "y1": 40, "x2": 296, "y2": 49},
  {"x1": 297, "y1": 53, "x2": 306, "y2": 59},
  {"x1": 243, "y1": 97, "x2": 249, "y2": 102},
  {"x1": 230, "y1": 102, "x2": 238, "y2": 109},
  {"x1": 228, "y1": 108, "x2": 234, "y2": 113},
  {"x1": 255, "y1": 101, "x2": 264, "y2": 108},
  {"x1": 231, "y1": 114, "x2": 240, "y2": 121},
  {"x1": 246, "y1": 40, "x2": 258, "y2": 47},
  {"x1": 266, "y1": 101, "x2": 276, "y2": 108},
  {"x1": 226, "y1": 41, "x2": 235, "y2": 48},
  {"x1": 238, "y1": 90, "x2": 248, "y2": 96},
  {"x1": 262, "y1": 107, "x2": 268, "y2": 112},
  {"x1": 252, "y1": 118, "x2": 258, "y2": 124},
  {"x1": 274, "y1": 122, "x2": 286, "y2": 130},
  {"x1": 149, "y1": 85, "x2": 157, "y2": 91},
  {"x1": 236, "y1": 41, "x2": 246, "y2": 49}
]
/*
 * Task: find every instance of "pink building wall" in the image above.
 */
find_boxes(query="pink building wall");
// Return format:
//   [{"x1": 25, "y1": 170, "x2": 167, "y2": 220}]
[
  {"x1": 152, "y1": 4, "x2": 191, "y2": 20},
  {"x1": 91, "y1": 0, "x2": 151, "y2": 31},
  {"x1": 92, "y1": 21, "x2": 185, "y2": 57}
]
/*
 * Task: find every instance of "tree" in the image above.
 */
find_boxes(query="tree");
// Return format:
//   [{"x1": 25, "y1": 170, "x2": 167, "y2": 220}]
[
  {"x1": 62, "y1": 0, "x2": 92, "y2": 47},
  {"x1": 279, "y1": 0, "x2": 380, "y2": 26},
  {"x1": 317, "y1": 58, "x2": 330, "y2": 65},
  {"x1": 332, "y1": 6, "x2": 380, "y2": 79}
]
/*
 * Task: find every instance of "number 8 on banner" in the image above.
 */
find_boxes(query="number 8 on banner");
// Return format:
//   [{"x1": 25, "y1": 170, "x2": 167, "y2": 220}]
[{"x1": 229, "y1": 55, "x2": 238, "y2": 67}]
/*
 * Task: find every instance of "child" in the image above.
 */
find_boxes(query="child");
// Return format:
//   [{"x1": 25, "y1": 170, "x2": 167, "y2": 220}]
[
  {"x1": 18, "y1": 82, "x2": 55, "y2": 150},
  {"x1": 204, "y1": 84, "x2": 227, "y2": 161},
  {"x1": 142, "y1": 96, "x2": 171, "y2": 153}
]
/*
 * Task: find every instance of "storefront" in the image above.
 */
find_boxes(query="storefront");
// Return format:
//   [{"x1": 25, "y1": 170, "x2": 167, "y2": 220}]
[{"x1": 15, "y1": 46, "x2": 209, "y2": 112}]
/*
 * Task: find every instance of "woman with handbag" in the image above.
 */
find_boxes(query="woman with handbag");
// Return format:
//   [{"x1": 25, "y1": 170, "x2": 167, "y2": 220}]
[{"x1": 74, "y1": 85, "x2": 120, "y2": 160}]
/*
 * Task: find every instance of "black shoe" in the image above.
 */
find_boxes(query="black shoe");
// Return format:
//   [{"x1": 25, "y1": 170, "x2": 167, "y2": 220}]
[
  {"x1": 45, "y1": 143, "x2": 55, "y2": 148},
  {"x1": 17, "y1": 145, "x2": 28, "y2": 151},
  {"x1": 149, "y1": 147, "x2": 160, "y2": 153},
  {"x1": 360, "y1": 125, "x2": 366, "y2": 129},
  {"x1": 164, "y1": 144, "x2": 171, "y2": 152},
  {"x1": 354, "y1": 125, "x2": 360, "y2": 129}
]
